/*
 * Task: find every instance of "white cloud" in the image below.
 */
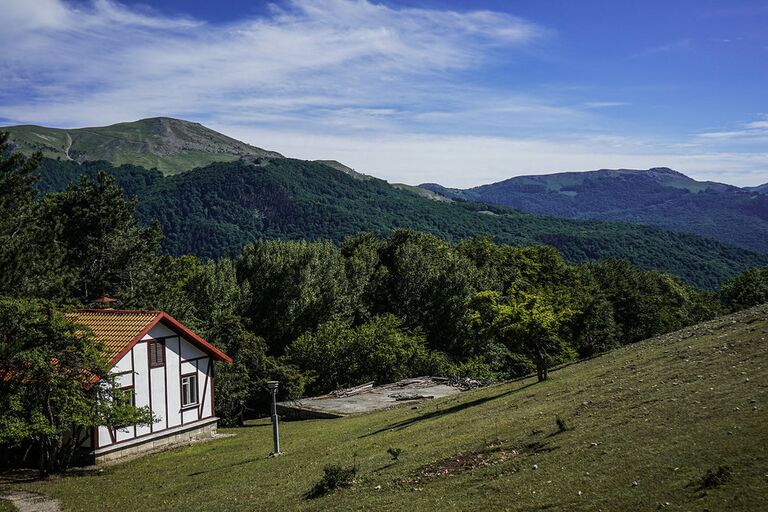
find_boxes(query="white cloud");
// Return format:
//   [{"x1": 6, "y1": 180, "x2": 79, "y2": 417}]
[
  {"x1": 0, "y1": 0, "x2": 766, "y2": 188},
  {"x1": 698, "y1": 115, "x2": 768, "y2": 142},
  {"x1": 0, "y1": 0, "x2": 545, "y2": 129},
  {"x1": 213, "y1": 124, "x2": 768, "y2": 188}
]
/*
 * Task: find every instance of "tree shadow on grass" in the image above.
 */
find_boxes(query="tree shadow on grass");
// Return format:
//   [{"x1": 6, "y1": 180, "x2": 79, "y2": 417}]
[{"x1": 360, "y1": 382, "x2": 538, "y2": 438}]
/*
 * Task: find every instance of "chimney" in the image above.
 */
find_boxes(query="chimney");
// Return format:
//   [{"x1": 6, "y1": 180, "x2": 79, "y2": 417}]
[{"x1": 93, "y1": 297, "x2": 118, "y2": 309}]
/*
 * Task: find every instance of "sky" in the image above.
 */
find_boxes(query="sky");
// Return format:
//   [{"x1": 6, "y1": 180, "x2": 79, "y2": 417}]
[{"x1": 1, "y1": 0, "x2": 767, "y2": 187}]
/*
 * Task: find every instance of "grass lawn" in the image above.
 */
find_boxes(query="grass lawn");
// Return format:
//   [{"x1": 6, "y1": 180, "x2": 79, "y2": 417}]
[
  {"x1": 17, "y1": 305, "x2": 768, "y2": 511},
  {"x1": 0, "y1": 500, "x2": 15, "y2": 512}
]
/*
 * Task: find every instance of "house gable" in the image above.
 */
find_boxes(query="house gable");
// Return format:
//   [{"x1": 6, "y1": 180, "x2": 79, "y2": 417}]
[{"x1": 69, "y1": 309, "x2": 230, "y2": 462}]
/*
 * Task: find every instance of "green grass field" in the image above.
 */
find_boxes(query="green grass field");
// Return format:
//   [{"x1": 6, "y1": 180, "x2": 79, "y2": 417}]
[{"x1": 16, "y1": 305, "x2": 768, "y2": 511}]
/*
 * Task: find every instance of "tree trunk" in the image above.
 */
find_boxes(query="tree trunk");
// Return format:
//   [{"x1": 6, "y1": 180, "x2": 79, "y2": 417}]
[
  {"x1": 536, "y1": 361, "x2": 549, "y2": 382},
  {"x1": 38, "y1": 436, "x2": 50, "y2": 479}
]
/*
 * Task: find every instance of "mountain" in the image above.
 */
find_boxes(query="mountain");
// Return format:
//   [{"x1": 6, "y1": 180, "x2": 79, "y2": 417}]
[
  {"x1": 35, "y1": 157, "x2": 768, "y2": 290},
  {"x1": 3, "y1": 117, "x2": 284, "y2": 175},
  {"x1": 745, "y1": 182, "x2": 768, "y2": 194},
  {"x1": 420, "y1": 167, "x2": 768, "y2": 253}
]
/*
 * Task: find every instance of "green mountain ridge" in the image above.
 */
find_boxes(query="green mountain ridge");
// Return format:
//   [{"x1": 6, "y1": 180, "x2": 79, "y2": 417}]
[
  {"x1": 9, "y1": 117, "x2": 768, "y2": 289},
  {"x1": 35, "y1": 157, "x2": 768, "y2": 290},
  {"x1": 420, "y1": 167, "x2": 768, "y2": 253}
]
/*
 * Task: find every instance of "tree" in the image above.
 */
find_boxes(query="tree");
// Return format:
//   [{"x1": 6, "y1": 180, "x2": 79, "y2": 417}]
[
  {"x1": 287, "y1": 315, "x2": 443, "y2": 395},
  {"x1": 467, "y1": 290, "x2": 574, "y2": 382},
  {"x1": 0, "y1": 297, "x2": 152, "y2": 476},
  {"x1": 588, "y1": 260, "x2": 722, "y2": 344},
  {"x1": 236, "y1": 239, "x2": 351, "y2": 353},
  {"x1": 39, "y1": 172, "x2": 162, "y2": 303},
  {"x1": 205, "y1": 315, "x2": 305, "y2": 425},
  {"x1": 377, "y1": 230, "x2": 478, "y2": 353},
  {"x1": 720, "y1": 266, "x2": 768, "y2": 312},
  {"x1": 0, "y1": 132, "x2": 45, "y2": 297}
]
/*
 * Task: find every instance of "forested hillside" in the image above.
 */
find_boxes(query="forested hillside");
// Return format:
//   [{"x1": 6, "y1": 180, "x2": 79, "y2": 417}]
[
  {"x1": 35, "y1": 158, "x2": 768, "y2": 290},
  {"x1": 421, "y1": 167, "x2": 768, "y2": 253}
]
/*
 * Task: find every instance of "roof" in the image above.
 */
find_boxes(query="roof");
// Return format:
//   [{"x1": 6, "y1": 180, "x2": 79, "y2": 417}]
[{"x1": 67, "y1": 309, "x2": 232, "y2": 365}]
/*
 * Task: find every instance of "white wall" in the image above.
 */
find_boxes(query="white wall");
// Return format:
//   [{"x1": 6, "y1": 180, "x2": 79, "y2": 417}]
[{"x1": 95, "y1": 321, "x2": 215, "y2": 451}]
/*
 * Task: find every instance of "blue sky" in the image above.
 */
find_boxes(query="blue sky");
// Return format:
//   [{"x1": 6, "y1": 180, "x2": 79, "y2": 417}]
[{"x1": 1, "y1": 0, "x2": 766, "y2": 186}]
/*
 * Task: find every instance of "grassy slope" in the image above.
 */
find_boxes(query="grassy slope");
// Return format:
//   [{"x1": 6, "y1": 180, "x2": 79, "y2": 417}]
[
  {"x1": 22, "y1": 305, "x2": 768, "y2": 511},
  {"x1": 3, "y1": 118, "x2": 282, "y2": 175}
]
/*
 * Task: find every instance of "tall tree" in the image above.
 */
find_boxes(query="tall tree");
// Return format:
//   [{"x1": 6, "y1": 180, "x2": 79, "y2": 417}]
[
  {"x1": 378, "y1": 230, "x2": 478, "y2": 352},
  {"x1": 0, "y1": 132, "x2": 45, "y2": 297},
  {"x1": 40, "y1": 172, "x2": 162, "y2": 303}
]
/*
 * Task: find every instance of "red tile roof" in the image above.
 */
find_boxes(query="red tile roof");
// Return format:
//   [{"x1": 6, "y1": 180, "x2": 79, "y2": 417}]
[{"x1": 67, "y1": 309, "x2": 232, "y2": 365}]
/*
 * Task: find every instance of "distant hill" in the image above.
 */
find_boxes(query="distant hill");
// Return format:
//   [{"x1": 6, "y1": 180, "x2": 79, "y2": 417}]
[
  {"x1": 2, "y1": 117, "x2": 284, "y2": 175},
  {"x1": 420, "y1": 167, "x2": 768, "y2": 253},
  {"x1": 745, "y1": 182, "x2": 768, "y2": 194},
  {"x1": 35, "y1": 157, "x2": 768, "y2": 290}
]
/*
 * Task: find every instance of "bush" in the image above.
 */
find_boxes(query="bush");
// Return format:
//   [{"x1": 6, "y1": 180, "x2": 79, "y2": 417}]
[
  {"x1": 555, "y1": 416, "x2": 569, "y2": 433},
  {"x1": 306, "y1": 464, "x2": 357, "y2": 499},
  {"x1": 387, "y1": 447, "x2": 402, "y2": 461},
  {"x1": 700, "y1": 465, "x2": 732, "y2": 490}
]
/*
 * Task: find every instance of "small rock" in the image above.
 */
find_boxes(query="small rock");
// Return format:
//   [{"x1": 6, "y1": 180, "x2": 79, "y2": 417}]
[
  {"x1": 532, "y1": 464, "x2": 539, "y2": 470},
  {"x1": 374, "y1": 485, "x2": 381, "y2": 490},
  {"x1": 578, "y1": 491, "x2": 582, "y2": 496},
  {"x1": 631, "y1": 481, "x2": 639, "y2": 487}
]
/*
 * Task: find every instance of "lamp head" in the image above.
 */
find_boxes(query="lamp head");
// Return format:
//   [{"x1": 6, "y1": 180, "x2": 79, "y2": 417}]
[{"x1": 267, "y1": 381, "x2": 279, "y2": 390}]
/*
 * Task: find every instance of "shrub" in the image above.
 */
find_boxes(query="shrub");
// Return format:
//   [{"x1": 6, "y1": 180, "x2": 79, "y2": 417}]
[
  {"x1": 700, "y1": 465, "x2": 732, "y2": 490},
  {"x1": 306, "y1": 464, "x2": 357, "y2": 499},
  {"x1": 387, "y1": 447, "x2": 402, "y2": 461},
  {"x1": 555, "y1": 416, "x2": 569, "y2": 433}
]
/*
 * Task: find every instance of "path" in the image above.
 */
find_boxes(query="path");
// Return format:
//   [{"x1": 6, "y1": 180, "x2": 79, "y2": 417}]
[{"x1": 1, "y1": 490, "x2": 61, "y2": 512}]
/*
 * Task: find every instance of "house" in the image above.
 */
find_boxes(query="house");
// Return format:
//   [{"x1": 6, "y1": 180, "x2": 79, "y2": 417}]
[{"x1": 68, "y1": 308, "x2": 232, "y2": 463}]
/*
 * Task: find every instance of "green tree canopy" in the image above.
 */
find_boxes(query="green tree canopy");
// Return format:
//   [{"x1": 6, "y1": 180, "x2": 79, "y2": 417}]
[
  {"x1": 720, "y1": 266, "x2": 768, "y2": 312},
  {"x1": 0, "y1": 297, "x2": 153, "y2": 475},
  {"x1": 468, "y1": 290, "x2": 575, "y2": 382}
]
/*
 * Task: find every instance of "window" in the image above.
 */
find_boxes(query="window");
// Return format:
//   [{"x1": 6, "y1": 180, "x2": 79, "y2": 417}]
[
  {"x1": 148, "y1": 339, "x2": 165, "y2": 368},
  {"x1": 181, "y1": 374, "x2": 198, "y2": 407}
]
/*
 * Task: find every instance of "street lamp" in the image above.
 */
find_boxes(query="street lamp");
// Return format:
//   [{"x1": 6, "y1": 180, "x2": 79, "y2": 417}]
[{"x1": 267, "y1": 381, "x2": 281, "y2": 456}]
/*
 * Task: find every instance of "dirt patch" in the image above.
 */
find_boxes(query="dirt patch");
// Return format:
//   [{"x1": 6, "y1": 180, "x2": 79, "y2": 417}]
[
  {"x1": 403, "y1": 445, "x2": 521, "y2": 484},
  {"x1": 1, "y1": 490, "x2": 62, "y2": 512}
]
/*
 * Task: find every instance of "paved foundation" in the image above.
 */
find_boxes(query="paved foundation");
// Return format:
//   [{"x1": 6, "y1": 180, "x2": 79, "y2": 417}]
[{"x1": 277, "y1": 377, "x2": 462, "y2": 419}]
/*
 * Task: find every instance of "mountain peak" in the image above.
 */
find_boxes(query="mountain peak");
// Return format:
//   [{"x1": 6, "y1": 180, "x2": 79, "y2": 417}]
[{"x1": 2, "y1": 118, "x2": 283, "y2": 175}]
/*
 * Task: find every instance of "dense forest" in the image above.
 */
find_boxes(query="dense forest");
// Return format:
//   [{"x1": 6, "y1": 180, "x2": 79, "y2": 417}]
[
  {"x1": 3, "y1": 135, "x2": 768, "y2": 473},
  {"x1": 34, "y1": 158, "x2": 768, "y2": 290}
]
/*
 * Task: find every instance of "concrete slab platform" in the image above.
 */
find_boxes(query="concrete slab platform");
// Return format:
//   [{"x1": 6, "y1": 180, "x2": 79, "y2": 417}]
[{"x1": 276, "y1": 377, "x2": 463, "y2": 419}]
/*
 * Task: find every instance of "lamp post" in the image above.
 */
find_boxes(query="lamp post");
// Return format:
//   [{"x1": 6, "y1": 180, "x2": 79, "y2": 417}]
[{"x1": 267, "y1": 381, "x2": 281, "y2": 456}]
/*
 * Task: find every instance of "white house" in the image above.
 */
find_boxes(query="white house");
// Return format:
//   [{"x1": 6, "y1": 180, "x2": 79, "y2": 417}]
[{"x1": 68, "y1": 308, "x2": 232, "y2": 463}]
